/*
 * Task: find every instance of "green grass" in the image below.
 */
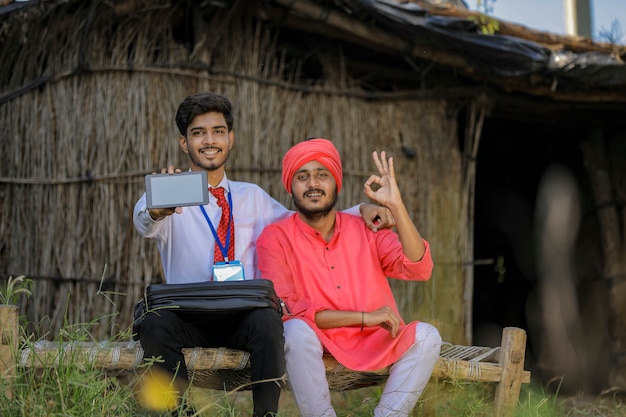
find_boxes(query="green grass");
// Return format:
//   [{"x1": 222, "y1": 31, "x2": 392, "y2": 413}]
[
  {"x1": 1, "y1": 275, "x2": 625, "y2": 416},
  {"x1": 189, "y1": 382, "x2": 626, "y2": 417},
  {"x1": 2, "y1": 323, "x2": 626, "y2": 417}
]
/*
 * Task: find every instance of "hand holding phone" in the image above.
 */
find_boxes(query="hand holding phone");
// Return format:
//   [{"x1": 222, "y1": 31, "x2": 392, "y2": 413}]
[{"x1": 145, "y1": 171, "x2": 209, "y2": 209}]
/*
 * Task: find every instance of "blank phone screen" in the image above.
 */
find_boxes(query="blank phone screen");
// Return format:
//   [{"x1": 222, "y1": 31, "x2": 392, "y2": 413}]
[{"x1": 145, "y1": 172, "x2": 209, "y2": 209}]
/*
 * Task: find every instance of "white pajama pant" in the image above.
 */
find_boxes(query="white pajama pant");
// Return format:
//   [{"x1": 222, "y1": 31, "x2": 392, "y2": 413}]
[{"x1": 283, "y1": 319, "x2": 442, "y2": 417}]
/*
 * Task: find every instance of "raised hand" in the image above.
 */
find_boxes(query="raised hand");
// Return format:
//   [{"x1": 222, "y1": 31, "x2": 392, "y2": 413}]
[
  {"x1": 363, "y1": 151, "x2": 402, "y2": 209},
  {"x1": 363, "y1": 151, "x2": 427, "y2": 262}
]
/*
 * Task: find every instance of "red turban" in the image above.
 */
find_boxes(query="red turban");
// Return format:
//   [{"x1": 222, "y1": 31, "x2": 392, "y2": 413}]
[{"x1": 281, "y1": 138, "x2": 343, "y2": 194}]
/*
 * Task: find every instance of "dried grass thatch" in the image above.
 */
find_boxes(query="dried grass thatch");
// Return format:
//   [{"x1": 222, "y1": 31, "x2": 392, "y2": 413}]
[{"x1": 0, "y1": 0, "x2": 482, "y2": 344}]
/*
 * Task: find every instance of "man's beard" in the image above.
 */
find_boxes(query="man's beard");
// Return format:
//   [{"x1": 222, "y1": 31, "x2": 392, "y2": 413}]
[
  {"x1": 293, "y1": 188, "x2": 337, "y2": 222},
  {"x1": 188, "y1": 146, "x2": 230, "y2": 172}
]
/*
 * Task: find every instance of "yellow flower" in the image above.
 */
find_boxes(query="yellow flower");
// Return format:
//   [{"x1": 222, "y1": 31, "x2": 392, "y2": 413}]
[{"x1": 138, "y1": 368, "x2": 180, "y2": 411}]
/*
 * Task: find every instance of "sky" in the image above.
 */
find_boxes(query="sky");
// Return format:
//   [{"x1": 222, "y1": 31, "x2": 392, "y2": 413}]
[{"x1": 466, "y1": 0, "x2": 626, "y2": 44}]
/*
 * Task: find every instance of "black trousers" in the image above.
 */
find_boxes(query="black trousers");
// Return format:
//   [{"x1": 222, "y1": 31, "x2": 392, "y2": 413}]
[{"x1": 140, "y1": 307, "x2": 285, "y2": 417}]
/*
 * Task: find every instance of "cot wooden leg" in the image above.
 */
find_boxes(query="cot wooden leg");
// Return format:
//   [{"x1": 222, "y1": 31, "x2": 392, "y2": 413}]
[
  {"x1": 493, "y1": 327, "x2": 527, "y2": 417},
  {"x1": 0, "y1": 305, "x2": 19, "y2": 399}
]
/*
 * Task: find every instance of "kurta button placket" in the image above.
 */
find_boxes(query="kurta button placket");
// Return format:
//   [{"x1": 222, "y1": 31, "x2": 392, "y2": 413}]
[{"x1": 326, "y1": 248, "x2": 340, "y2": 292}]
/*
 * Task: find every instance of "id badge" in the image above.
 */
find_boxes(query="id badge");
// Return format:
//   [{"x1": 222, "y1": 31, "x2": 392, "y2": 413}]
[{"x1": 212, "y1": 260, "x2": 246, "y2": 281}]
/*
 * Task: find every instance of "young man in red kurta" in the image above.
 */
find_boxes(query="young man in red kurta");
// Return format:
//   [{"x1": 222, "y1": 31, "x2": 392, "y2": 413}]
[{"x1": 257, "y1": 138, "x2": 442, "y2": 417}]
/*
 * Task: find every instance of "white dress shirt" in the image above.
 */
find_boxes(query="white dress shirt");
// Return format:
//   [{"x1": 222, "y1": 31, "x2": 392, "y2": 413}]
[{"x1": 134, "y1": 174, "x2": 292, "y2": 283}]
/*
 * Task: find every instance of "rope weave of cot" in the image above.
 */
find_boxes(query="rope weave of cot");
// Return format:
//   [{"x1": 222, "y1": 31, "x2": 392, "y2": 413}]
[
  {"x1": 438, "y1": 342, "x2": 500, "y2": 381},
  {"x1": 16, "y1": 340, "x2": 502, "y2": 391}
]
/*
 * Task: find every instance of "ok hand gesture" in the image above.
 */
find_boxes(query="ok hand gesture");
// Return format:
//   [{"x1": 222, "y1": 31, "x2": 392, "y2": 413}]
[
  {"x1": 363, "y1": 151, "x2": 426, "y2": 262},
  {"x1": 363, "y1": 151, "x2": 402, "y2": 209}
]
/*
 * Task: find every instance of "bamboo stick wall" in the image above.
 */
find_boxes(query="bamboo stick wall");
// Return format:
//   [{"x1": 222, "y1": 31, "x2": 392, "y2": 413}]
[{"x1": 0, "y1": 0, "x2": 474, "y2": 344}]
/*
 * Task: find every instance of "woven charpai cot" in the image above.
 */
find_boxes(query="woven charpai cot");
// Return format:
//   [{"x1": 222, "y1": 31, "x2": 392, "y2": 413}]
[{"x1": 1, "y1": 306, "x2": 530, "y2": 416}]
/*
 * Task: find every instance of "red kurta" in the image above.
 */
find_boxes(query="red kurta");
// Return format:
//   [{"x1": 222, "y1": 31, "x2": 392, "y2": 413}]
[{"x1": 256, "y1": 212, "x2": 433, "y2": 371}]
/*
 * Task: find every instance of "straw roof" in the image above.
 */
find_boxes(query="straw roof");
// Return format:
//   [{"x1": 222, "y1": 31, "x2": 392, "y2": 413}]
[{"x1": 2, "y1": 0, "x2": 625, "y2": 103}]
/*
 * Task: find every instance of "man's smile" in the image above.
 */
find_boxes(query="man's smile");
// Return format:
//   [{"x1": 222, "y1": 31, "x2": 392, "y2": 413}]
[
  {"x1": 304, "y1": 189, "x2": 325, "y2": 199},
  {"x1": 200, "y1": 146, "x2": 221, "y2": 155}
]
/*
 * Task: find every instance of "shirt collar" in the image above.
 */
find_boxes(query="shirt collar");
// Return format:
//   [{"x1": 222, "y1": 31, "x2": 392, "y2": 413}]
[
  {"x1": 210, "y1": 173, "x2": 231, "y2": 193},
  {"x1": 293, "y1": 212, "x2": 342, "y2": 245}
]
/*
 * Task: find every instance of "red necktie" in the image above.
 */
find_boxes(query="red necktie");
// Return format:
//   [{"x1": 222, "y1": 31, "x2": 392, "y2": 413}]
[{"x1": 209, "y1": 187, "x2": 235, "y2": 262}]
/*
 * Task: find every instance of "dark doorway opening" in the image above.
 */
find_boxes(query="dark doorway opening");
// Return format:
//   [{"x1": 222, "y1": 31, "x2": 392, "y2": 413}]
[{"x1": 471, "y1": 114, "x2": 586, "y2": 384}]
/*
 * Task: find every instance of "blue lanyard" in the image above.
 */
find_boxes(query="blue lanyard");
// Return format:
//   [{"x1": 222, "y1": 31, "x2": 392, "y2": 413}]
[{"x1": 199, "y1": 189, "x2": 233, "y2": 261}]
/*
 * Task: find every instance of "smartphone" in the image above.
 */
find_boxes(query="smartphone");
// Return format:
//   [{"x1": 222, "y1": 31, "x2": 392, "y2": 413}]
[{"x1": 145, "y1": 172, "x2": 209, "y2": 209}]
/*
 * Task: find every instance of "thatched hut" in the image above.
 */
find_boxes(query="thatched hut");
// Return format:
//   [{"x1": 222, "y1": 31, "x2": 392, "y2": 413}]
[{"x1": 1, "y1": 0, "x2": 625, "y2": 394}]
